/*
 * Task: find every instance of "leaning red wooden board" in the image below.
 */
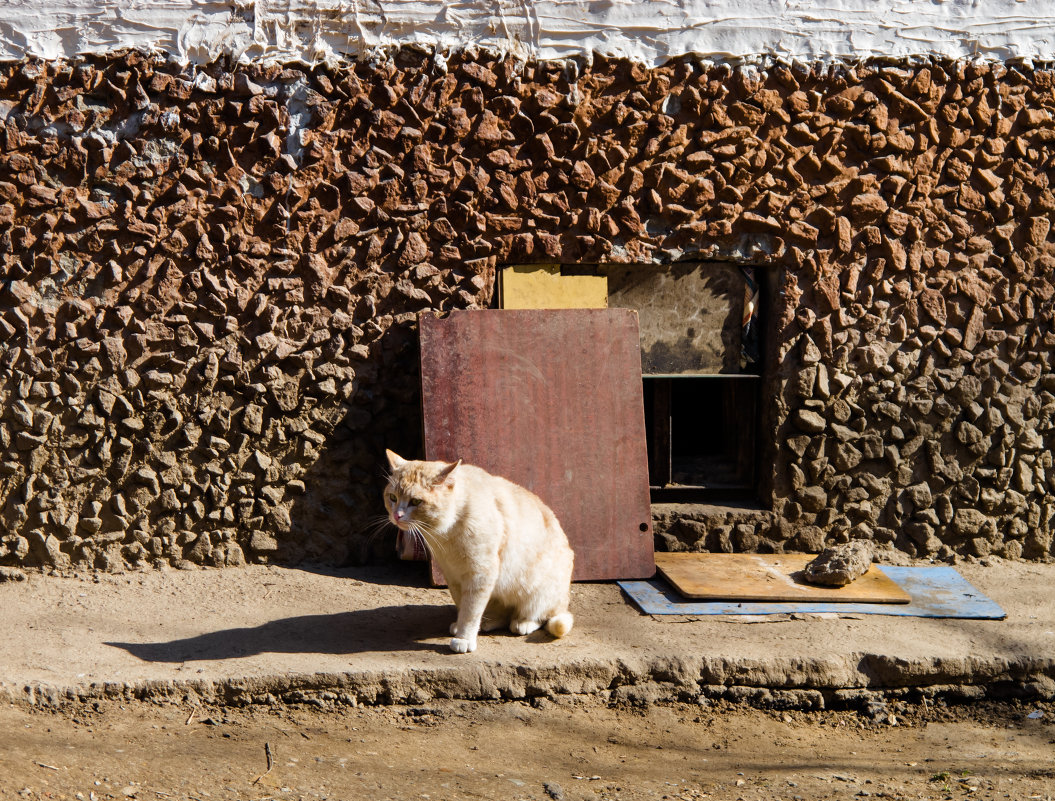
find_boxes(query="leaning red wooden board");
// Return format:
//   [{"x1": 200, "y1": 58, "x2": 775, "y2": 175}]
[{"x1": 419, "y1": 309, "x2": 655, "y2": 583}]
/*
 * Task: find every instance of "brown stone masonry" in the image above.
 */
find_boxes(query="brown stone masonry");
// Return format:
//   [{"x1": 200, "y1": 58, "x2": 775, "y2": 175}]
[{"x1": 1, "y1": 51, "x2": 1054, "y2": 570}]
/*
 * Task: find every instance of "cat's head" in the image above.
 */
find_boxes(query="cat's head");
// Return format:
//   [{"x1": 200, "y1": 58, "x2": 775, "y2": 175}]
[{"x1": 383, "y1": 449, "x2": 461, "y2": 532}]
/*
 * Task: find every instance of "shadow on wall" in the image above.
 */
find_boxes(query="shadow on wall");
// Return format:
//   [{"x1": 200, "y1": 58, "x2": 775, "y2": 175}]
[
  {"x1": 104, "y1": 602, "x2": 454, "y2": 660},
  {"x1": 277, "y1": 320, "x2": 424, "y2": 568}
]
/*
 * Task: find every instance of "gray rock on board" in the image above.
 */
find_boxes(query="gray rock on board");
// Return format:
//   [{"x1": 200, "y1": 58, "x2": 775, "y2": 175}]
[{"x1": 803, "y1": 541, "x2": 875, "y2": 587}]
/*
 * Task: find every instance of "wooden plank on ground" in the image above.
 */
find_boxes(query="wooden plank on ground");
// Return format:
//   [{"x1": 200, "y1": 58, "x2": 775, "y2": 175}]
[
  {"x1": 419, "y1": 309, "x2": 655, "y2": 583},
  {"x1": 655, "y1": 552, "x2": 912, "y2": 603}
]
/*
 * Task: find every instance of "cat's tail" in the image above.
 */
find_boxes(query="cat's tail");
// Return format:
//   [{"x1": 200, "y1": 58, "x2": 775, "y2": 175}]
[{"x1": 545, "y1": 612, "x2": 574, "y2": 638}]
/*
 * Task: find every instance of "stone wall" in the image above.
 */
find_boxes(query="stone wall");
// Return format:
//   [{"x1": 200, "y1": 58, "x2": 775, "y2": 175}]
[{"x1": 1, "y1": 50, "x2": 1054, "y2": 571}]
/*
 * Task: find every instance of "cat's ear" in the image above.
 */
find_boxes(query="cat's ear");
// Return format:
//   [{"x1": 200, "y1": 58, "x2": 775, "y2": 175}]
[
  {"x1": 385, "y1": 449, "x2": 406, "y2": 470},
  {"x1": 435, "y1": 459, "x2": 461, "y2": 486}
]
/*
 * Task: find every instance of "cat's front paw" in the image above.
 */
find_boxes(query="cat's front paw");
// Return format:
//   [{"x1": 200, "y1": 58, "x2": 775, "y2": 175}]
[{"x1": 449, "y1": 636, "x2": 477, "y2": 654}]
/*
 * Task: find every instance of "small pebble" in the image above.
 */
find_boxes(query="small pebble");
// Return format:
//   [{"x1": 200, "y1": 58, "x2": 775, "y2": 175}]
[
  {"x1": 0, "y1": 567, "x2": 27, "y2": 582},
  {"x1": 543, "y1": 781, "x2": 565, "y2": 800}
]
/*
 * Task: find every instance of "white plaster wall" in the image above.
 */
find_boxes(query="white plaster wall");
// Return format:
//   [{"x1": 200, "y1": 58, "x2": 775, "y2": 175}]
[{"x1": 0, "y1": 0, "x2": 1053, "y2": 65}]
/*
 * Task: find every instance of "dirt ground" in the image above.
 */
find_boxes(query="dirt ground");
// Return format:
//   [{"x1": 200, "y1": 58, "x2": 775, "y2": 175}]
[{"x1": 1, "y1": 698, "x2": 1052, "y2": 801}]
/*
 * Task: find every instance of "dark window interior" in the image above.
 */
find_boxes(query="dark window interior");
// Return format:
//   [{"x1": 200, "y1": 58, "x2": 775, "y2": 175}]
[{"x1": 644, "y1": 375, "x2": 759, "y2": 502}]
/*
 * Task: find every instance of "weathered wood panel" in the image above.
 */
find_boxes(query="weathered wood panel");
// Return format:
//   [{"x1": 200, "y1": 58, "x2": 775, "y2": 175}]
[
  {"x1": 419, "y1": 309, "x2": 655, "y2": 582},
  {"x1": 498, "y1": 266, "x2": 608, "y2": 309}
]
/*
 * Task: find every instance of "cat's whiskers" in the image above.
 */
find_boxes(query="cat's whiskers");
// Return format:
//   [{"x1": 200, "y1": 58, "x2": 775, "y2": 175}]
[
  {"x1": 404, "y1": 526, "x2": 432, "y2": 558},
  {"x1": 360, "y1": 514, "x2": 394, "y2": 545},
  {"x1": 404, "y1": 519, "x2": 446, "y2": 559}
]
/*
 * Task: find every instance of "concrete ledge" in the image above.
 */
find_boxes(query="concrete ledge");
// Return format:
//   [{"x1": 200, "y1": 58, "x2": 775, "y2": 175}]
[{"x1": 1, "y1": 560, "x2": 1053, "y2": 710}]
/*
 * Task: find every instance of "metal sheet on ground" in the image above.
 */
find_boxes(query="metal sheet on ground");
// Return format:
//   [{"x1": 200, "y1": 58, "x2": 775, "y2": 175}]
[
  {"x1": 619, "y1": 566, "x2": 1006, "y2": 618},
  {"x1": 419, "y1": 309, "x2": 655, "y2": 583},
  {"x1": 655, "y1": 552, "x2": 912, "y2": 603}
]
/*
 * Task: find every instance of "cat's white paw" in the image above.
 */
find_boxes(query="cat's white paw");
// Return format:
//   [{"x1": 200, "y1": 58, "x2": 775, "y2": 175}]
[
  {"x1": 510, "y1": 619, "x2": 542, "y2": 636},
  {"x1": 449, "y1": 636, "x2": 476, "y2": 654}
]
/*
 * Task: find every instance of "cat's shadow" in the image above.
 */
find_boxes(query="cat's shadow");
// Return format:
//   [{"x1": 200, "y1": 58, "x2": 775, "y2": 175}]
[{"x1": 105, "y1": 604, "x2": 455, "y2": 662}]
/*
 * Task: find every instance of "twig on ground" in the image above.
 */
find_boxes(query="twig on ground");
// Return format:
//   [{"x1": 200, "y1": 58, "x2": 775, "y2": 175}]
[
  {"x1": 35, "y1": 762, "x2": 59, "y2": 771},
  {"x1": 250, "y1": 742, "x2": 275, "y2": 786}
]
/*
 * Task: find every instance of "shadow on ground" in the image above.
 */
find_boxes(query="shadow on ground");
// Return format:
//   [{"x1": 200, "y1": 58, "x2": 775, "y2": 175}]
[
  {"x1": 293, "y1": 561, "x2": 435, "y2": 588},
  {"x1": 105, "y1": 603, "x2": 454, "y2": 662}
]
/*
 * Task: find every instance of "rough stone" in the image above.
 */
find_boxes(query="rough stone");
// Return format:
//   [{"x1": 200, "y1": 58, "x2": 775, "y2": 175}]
[
  {"x1": 249, "y1": 531, "x2": 280, "y2": 554},
  {"x1": 952, "y1": 508, "x2": 988, "y2": 538},
  {"x1": 803, "y1": 541, "x2": 875, "y2": 587},
  {"x1": 797, "y1": 486, "x2": 828, "y2": 513},
  {"x1": 0, "y1": 567, "x2": 27, "y2": 582},
  {"x1": 792, "y1": 409, "x2": 826, "y2": 434}
]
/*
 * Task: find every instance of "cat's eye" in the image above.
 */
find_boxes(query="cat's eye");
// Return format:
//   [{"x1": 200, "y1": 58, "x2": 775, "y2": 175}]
[
  {"x1": 386, "y1": 493, "x2": 397, "y2": 503},
  {"x1": 408, "y1": 498, "x2": 422, "y2": 506}
]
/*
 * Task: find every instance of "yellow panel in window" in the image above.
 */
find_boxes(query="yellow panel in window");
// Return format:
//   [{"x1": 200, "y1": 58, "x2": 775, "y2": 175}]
[{"x1": 498, "y1": 265, "x2": 608, "y2": 309}]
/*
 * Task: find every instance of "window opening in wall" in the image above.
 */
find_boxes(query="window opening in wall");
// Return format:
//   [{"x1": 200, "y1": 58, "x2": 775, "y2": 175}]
[
  {"x1": 496, "y1": 261, "x2": 771, "y2": 504},
  {"x1": 605, "y1": 262, "x2": 770, "y2": 504}
]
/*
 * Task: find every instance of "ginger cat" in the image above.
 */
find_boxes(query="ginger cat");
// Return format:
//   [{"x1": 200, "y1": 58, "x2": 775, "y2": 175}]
[{"x1": 384, "y1": 450, "x2": 574, "y2": 654}]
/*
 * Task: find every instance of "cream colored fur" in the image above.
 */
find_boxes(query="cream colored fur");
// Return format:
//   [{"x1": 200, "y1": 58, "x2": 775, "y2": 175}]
[{"x1": 384, "y1": 450, "x2": 574, "y2": 654}]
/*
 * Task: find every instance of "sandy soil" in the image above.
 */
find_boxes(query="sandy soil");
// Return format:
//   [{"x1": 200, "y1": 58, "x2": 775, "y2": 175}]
[
  {"x1": 1, "y1": 699, "x2": 1052, "y2": 801},
  {"x1": 5, "y1": 559, "x2": 1055, "y2": 710}
]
